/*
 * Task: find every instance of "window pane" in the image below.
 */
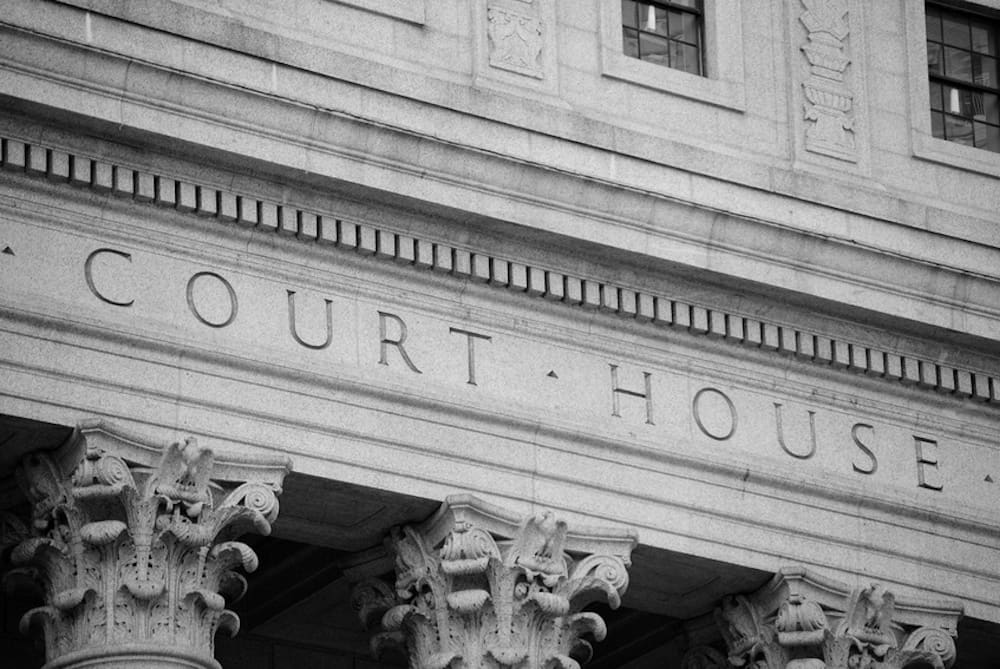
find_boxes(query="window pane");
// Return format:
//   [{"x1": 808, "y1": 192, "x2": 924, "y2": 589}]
[
  {"x1": 931, "y1": 111, "x2": 945, "y2": 139},
  {"x1": 944, "y1": 46, "x2": 972, "y2": 81},
  {"x1": 671, "y1": 0, "x2": 699, "y2": 8},
  {"x1": 926, "y1": 8, "x2": 942, "y2": 42},
  {"x1": 622, "y1": 0, "x2": 638, "y2": 28},
  {"x1": 669, "y1": 10, "x2": 700, "y2": 43},
  {"x1": 927, "y1": 42, "x2": 943, "y2": 75},
  {"x1": 929, "y1": 81, "x2": 943, "y2": 110},
  {"x1": 653, "y1": 6, "x2": 668, "y2": 36},
  {"x1": 637, "y1": 4, "x2": 667, "y2": 35},
  {"x1": 623, "y1": 28, "x2": 640, "y2": 58},
  {"x1": 975, "y1": 123, "x2": 1000, "y2": 151},
  {"x1": 942, "y1": 14, "x2": 971, "y2": 49},
  {"x1": 945, "y1": 114, "x2": 975, "y2": 145},
  {"x1": 970, "y1": 20, "x2": 996, "y2": 55},
  {"x1": 639, "y1": 33, "x2": 670, "y2": 66},
  {"x1": 981, "y1": 92, "x2": 999, "y2": 124},
  {"x1": 944, "y1": 85, "x2": 963, "y2": 115},
  {"x1": 973, "y1": 54, "x2": 997, "y2": 88},
  {"x1": 669, "y1": 41, "x2": 701, "y2": 75}
]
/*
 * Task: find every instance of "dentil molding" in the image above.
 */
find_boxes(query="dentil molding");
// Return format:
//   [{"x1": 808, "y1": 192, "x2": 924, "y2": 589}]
[{"x1": 2, "y1": 134, "x2": 997, "y2": 406}]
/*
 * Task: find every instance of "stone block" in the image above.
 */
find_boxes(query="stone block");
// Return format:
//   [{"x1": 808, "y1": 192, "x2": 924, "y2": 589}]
[
  {"x1": 237, "y1": 198, "x2": 260, "y2": 227},
  {"x1": 156, "y1": 177, "x2": 177, "y2": 207},
  {"x1": 48, "y1": 149, "x2": 70, "y2": 181},
  {"x1": 218, "y1": 191, "x2": 239, "y2": 221},
  {"x1": 70, "y1": 156, "x2": 92, "y2": 186},
  {"x1": 2, "y1": 138, "x2": 27, "y2": 170},
  {"x1": 297, "y1": 212, "x2": 319, "y2": 240},
  {"x1": 135, "y1": 171, "x2": 155, "y2": 202},
  {"x1": 113, "y1": 166, "x2": 135, "y2": 197}
]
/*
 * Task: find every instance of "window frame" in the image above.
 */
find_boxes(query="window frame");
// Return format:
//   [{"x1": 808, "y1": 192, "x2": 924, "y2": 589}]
[
  {"x1": 925, "y1": 2, "x2": 1000, "y2": 152},
  {"x1": 907, "y1": 0, "x2": 1000, "y2": 176},
  {"x1": 598, "y1": 0, "x2": 746, "y2": 111},
  {"x1": 621, "y1": 0, "x2": 705, "y2": 77}
]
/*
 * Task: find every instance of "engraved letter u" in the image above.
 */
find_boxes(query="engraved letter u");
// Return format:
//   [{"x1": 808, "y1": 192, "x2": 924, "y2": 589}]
[
  {"x1": 774, "y1": 402, "x2": 817, "y2": 460},
  {"x1": 287, "y1": 290, "x2": 334, "y2": 350}
]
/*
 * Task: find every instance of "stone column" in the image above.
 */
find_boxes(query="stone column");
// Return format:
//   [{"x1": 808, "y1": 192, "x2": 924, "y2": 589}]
[
  {"x1": 352, "y1": 494, "x2": 636, "y2": 669},
  {"x1": 713, "y1": 566, "x2": 961, "y2": 669},
  {"x1": 6, "y1": 420, "x2": 290, "y2": 669}
]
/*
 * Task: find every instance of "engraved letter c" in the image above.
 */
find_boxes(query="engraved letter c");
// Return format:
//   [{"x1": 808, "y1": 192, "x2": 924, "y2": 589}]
[{"x1": 84, "y1": 248, "x2": 134, "y2": 307}]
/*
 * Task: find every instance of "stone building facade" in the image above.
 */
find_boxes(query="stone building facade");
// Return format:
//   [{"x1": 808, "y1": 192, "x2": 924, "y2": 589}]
[{"x1": 0, "y1": 1, "x2": 998, "y2": 667}]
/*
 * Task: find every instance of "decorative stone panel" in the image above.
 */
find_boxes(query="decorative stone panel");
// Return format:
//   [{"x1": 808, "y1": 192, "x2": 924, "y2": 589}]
[
  {"x1": 353, "y1": 494, "x2": 636, "y2": 669},
  {"x1": 487, "y1": 5, "x2": 543, "y2": 78},
  {"x1": 800, "y1": 0, "x2": 857, "y2": 162},
  {"x1": 6, "y1": 420, "x2": 291, "y2": 669},
  {"x1": 473, "y1": 0, "x2": 559, "y2": 95},
  {"x1": 716, "y1": 566, "x2": 961, "y2": 669}
]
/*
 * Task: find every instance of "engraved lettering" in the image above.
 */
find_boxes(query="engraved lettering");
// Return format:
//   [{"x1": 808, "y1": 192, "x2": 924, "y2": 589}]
[
  {"x1": 449, "y1": 327, "x2": 492, "y2": 386},
  {"x1": 186, "y1": 271, "x2": 238, "y2": 328},
  {"x1": 378, "y1": 311, "x2": 421, "y2": 373},
  {"x1": 286, "y1": 290, "x2": 333, "y2": 350},
  {"x1": 84, "y1": 248, "x2": 134, "y2": 307},
  {"x1": 851, "y1": 422, "x2": 878, "y2": 475},
  {"x1": 914, "y1": 436, "x2": 943, "y2": 491},
  {"x1": 692, "y1": 387, "x2": 737, "y2": 441},
  {"x1": 774, "y1": 402, "x2": 817, "y2": 459},
  {"x1": 609, "y1": 364, "x2": 654, "y2": 425}
]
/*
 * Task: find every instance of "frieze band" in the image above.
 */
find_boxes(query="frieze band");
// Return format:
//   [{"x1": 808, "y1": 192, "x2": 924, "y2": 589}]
[{"x1": 2, "y1": 134, "x2": 998, "y2": 405}]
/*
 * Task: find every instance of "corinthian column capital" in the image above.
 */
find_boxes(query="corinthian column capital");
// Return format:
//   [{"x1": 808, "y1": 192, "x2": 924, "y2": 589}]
[
  {"x1": 7, "y1": 420, "x2": 291, "y2": 669},
  {"x1": 715, "y1": 566, "x2": 962, "y2": 669},
  {"x1": 355, "y1": 494, "x2": 637, "y2": 669}
]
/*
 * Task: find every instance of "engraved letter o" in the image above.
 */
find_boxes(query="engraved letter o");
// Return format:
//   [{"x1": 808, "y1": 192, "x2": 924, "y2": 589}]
[
  {"x1": 692, "y1": 387, "x2": 738, "y2": 441},
  {"x1": 186, "y1": 271, "x2": 238, "y2": 328}
]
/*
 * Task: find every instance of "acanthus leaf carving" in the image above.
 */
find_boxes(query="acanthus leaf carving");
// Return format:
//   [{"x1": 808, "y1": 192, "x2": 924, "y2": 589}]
[
  {"x1": 7, "y1": 422, "x2": 289, "y2": 669},
  {"x1": 715, "y1": 571, "x2": 960, "y2": 669},
  {"x1": 357, "y1": 499, "x2": 634, "y2": 669}
]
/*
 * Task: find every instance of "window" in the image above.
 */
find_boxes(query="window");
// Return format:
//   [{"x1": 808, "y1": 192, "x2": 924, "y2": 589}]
[
  {"x1": 926, "y1": 3, "x2": 1000, "y2": 152},
  {"x1": 599, "y1": 0, "x2": 745, "y2": 111},
  {"x1": 621, "y1": 0, "x2": 704, "y2": 76}
]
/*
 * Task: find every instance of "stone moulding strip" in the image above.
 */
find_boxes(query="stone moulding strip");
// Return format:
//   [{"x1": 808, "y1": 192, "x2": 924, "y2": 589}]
[{"x1": 2, "y1": 135, "x2": 998, "y2": 405}]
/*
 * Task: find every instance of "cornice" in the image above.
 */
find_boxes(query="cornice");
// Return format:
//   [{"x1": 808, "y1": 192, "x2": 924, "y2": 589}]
[
  {"x1": 2, "y1": 133, "x2": 998, "y2": 408},
  {"x1": 1, "y1": 14, "x2": 999, "y2": 343}
]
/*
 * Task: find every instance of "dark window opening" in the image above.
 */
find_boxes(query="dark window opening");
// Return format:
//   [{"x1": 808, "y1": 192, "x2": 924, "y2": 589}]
[
  {"x1": 621, "y1": 0, "x2": 704, "y2": 76},
  {"x1": 926, "y1": 2, "x2": 1000, "y2": 152}
]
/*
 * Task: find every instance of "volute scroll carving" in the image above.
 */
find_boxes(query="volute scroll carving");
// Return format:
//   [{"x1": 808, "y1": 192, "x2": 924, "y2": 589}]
[
  {"x1": 354, "y1": 496, "x2": 637, "y2": 669},
  {"x1": 5, "y1": 420, "x2": 291, "y2": 669},
  {"x1": 714, "y1": 568, "x2": 961, "y2": 669}
]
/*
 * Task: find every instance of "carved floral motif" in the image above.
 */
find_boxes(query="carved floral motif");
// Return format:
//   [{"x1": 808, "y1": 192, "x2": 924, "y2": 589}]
[
  {"x1": 487, "y1": 6, "x2": 544, "y2": 78},
  {"x1": 716, "y1": 581, "x2": 957, "y2": 669},
  {"x1": 800, "y1": 0, "x2": 857, "y2": 161},
  {"x1": 7, "y1": 428, "x2": 288, "y2": 669},
  {"x1": 357, "y1": 509, "x2": 631, "y2": 669}
]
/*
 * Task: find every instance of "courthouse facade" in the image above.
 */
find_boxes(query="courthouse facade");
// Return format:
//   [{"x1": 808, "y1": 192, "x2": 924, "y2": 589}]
[{"x1": 1, "y1": 1, "x2": 998, "y2": 667}]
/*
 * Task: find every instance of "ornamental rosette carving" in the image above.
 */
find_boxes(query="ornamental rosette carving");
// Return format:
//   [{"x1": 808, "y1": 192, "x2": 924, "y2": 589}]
[
  {"x1": 715, "y1": 571, "x2": 960, "y2": 669},
  {"x1": 359, "y1": 506, "x2": 633, "y2": 669},
  {"x1": 6, "y1": 422, "x2": 290, "y2": 669}
]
